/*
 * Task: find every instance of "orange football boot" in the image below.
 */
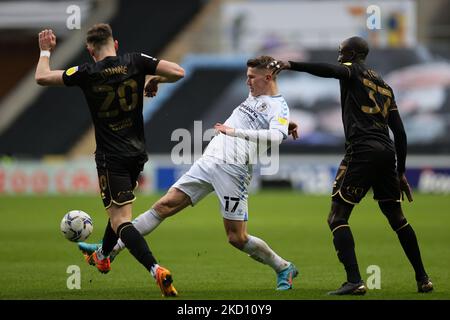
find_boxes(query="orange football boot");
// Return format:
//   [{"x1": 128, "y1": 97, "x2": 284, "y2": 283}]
[
  {"x1": 155, "y1": 266, "x2": 178, "y2": 297},
  {"x1": 86, "y1": 251, "x2": 111, "y2": 274}
]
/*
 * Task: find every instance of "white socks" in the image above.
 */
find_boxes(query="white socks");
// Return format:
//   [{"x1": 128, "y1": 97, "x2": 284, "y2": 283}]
[
  {"x1": 112, "y1": 208, "x2": 164, "y2": 253},
  {"x1": 103, "y1": 210, "x2": 289, "y2": 276},
  {"x1": 150, "y1": 263, "x2": 160, "y2": 279},
  {"x1": 242, "y1": 235, "x2": 290, "y2": 273}
]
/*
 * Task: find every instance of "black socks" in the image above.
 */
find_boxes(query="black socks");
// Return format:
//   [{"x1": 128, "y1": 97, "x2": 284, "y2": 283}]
[
  {"x1": 101, "y1": 220, "x2": 119, "y2": 256},
  {"x1": 332, "y1": 225, "x2": 362, "y2": 283},
  {"x1": 117, "y1": 222, "x2": 157, "y2": 272},
  {"x1": 396, "y1": 224, "x2": 428, "y2": 281}
]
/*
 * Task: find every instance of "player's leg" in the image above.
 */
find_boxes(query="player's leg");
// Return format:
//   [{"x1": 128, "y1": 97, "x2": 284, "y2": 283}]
[
  {"x1": 82, "y1": 160, "x2": 214, "y2": 260},
  {"x1": 372, "y1": 149, "x2": 433, "y2": 293},
  {"x1": 327, "y1": 157, "x2": 369, "y2": 295},
  {"x1": 223, "y1": 218, "x2": 297, "y2": 290},
  {"x1": 107, "y1": 203, "x2": 177, "y2": 296},
  {"x1": 213, "y1": 162, "x2": 297, "y2": 290},
  {"x1": 327, "y1": 198, "x2": 365, "y2": 295},
  {"x1": 378, "y1": 201, "x2": 432, "y2": 292},
  {"x1": 110, "y1": 187, "x2": 193, "y2": 254},
  {"x1": 110, "y1": 159, "x2": 214, "y2": 257},
  {"x1": 81, "y1": 162, "x2": 127, "y2": 271}
]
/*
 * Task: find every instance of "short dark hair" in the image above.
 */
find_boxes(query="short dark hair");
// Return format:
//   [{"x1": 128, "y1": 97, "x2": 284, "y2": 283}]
[
  {"x1": 247, "y1": 55, "x2": 276, "y2": 69},
  {"x1": 86, "y1": 23, "x2": 113, "y2": 49}
]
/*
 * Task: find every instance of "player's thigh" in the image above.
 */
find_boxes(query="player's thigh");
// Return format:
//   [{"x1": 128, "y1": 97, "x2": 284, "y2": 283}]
[
  {"x1": 169, "y1": 170, "x2": 214, "y2": 209},
  {"x1": 128, "y1": 154, "x2": 147, "y2": 190},
  {"x1": 212, "y1": 165, "x2": 250, "y2": 221},
  {"x1": 372, "y1": 152, "x2": 401, "y2": 202},
  {"x1": 332, "y1": 156, "x2": 371, "y2": 205},
  {"x1": 107, "y1": 203, "x2": 133, "y2": 232},
  {"x1": 153, "y1": 187, "x2": 194, "y2": 218},
  {"x1": 96, "y1": 161, "x2": 137, "y2": 210}
]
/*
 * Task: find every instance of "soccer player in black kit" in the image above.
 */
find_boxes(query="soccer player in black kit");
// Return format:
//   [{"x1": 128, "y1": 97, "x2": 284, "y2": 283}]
[
  {"x1": 273, "y1": 36, "x2": 433, "y2": 295},
  {"x1": 35, "y1": 24, "x2": 184, "y2": 297}
]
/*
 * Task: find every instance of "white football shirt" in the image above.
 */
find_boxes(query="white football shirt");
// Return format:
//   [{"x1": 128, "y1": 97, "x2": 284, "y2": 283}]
[{"x1": 203, "y1": 94, "x2": 289, "y2": 166}]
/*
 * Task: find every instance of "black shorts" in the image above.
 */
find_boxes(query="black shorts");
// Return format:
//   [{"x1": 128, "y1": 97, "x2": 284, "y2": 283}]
[
  {"x1": 332, "y1": 144, "x2": 401, "y2": 204},
  {"x1": 95, "y1": 153, "x2": 148, "y2": 209}
]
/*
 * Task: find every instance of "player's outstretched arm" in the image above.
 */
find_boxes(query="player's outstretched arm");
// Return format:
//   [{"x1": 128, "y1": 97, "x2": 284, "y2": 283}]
[
  {"x1": 214, "y1": 123, "x2": 284, "y2": 144},
  {"x1": 269, "y1": 60, "x2": 350, "y2": 80},
  {"x1": 35, "y1": 29, "x2": 64, "y2": 86}
]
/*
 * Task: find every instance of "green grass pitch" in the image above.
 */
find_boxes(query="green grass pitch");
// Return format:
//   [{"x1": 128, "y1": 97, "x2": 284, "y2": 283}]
[{"x1": 0, "y1": 192, "x2": 449, "y2": 300}]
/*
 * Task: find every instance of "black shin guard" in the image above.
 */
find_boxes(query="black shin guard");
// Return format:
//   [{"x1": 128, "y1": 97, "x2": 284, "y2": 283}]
[
  {"x1": 332, "y1": 224, "x2": 362, "y2": 283},
  {"x1": 101, "y1": 220, "x2": 119, "y2": 256},
  {"x1": 117, "y1": 222, "x2": 157, "y2": 272}
]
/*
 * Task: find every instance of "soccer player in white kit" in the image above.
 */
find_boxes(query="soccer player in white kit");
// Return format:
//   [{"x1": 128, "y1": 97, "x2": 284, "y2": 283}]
[{"x1": 80, "y1": 55, "x2": 299, "y2": 291}]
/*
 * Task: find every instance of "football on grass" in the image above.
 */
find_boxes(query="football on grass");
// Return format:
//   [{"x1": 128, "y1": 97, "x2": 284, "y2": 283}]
[{"x1": 60, "y1": 210, "x2": 93, "y2": 242}]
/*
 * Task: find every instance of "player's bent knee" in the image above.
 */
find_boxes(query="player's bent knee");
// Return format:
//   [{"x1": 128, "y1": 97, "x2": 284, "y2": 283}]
[
  {"x1": 110, "y1": 216, "x2": 129, "y2": 233},
  {"x1": 328, "y1": 217, "x2": 349, "y2": 232},
  {"x1": 378, "y1": 201, "x2": 407, "y2": 231},
  {"x1": 227, "y1": 233, "x2": 247, "y2": 249},
  {"x1": 152, "y1": 189, "x2": 187, "y2": 217},
  {"x1": 153, "y1": 199, "x2": 175, "y2": 218},
  {"x1": 327, "y1": 200, "x2": 352, "y2": 230}
]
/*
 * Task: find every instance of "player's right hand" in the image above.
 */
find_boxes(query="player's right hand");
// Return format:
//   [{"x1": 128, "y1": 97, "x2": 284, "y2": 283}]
[
  {"x1": 38, "y1": 29, "x2": 56, "y2": 51},
  {"x1": 267, "y1": 60, "x2": 291, "y2": 76},
  {"x1": 288, "y1": 121, "x2": 299, "y2": 140},
  {"x1": 399, "y1": 174, "x2": 413, "y2": 202},
  {"x1": 144, "y1": 76, "x2": 159, "y2": 97}
]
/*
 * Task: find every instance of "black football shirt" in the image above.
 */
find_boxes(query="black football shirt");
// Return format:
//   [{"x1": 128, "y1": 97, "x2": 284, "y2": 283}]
[
  {"x1": 63, "y1": 52, "x2": 159, "y2": 157},
  {"x1": 339, "y1": 62, "x2": 398, "y2": 152}
]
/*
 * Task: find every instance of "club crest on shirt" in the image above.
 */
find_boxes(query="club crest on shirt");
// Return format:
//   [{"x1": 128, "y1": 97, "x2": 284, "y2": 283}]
[{"x1": 257, "y1": 103, "x2": 268, "y2": 113}]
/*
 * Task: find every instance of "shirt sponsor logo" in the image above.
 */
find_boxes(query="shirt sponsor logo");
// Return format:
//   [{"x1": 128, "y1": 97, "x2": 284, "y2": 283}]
[{"x1": 238, "y1": 103, "x2": 259, "y2": 121}]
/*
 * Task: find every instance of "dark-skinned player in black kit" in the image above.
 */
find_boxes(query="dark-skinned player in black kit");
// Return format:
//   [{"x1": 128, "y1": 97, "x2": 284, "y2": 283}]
[{"x1": 271, "y1": 36, "x2": 433, "y2": 295}]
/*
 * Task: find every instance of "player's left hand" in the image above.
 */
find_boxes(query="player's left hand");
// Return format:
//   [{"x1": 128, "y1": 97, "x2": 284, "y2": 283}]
[
  {"x1": 38, "y1": 29, "x2": 56, "y2": 51},
  {"x1": 144, "y1": 76, "x2": 159, "y2": 97},
  {"x1": 399, "y1": 174, "x2": 413, "y2": 202},
  {"x1": 267, "y1": 60, "x2": 291, "y2": 76},
  {"x1": 214, "y1": 123, "x2": 234, "y2": 136},
  {"x1": 288, "y1": 121, "x2": 299, "y2": 140}
]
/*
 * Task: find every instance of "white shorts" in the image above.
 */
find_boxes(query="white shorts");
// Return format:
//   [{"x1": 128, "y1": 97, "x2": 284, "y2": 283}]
[{"x1": 172, "y1": 156, "x2": 252, "y2": 221}]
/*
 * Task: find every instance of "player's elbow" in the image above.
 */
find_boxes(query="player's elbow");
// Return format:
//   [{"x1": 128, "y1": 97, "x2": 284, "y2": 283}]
[
  {"x1": 171, "y1": 66, "x2": 185, "y2": 81},
  {"x1": 35, "y1": 75, "x2": 47, "y2": 86},
  {"x1": 35, "y1": 73, "x2": 51, "y2": 86}
]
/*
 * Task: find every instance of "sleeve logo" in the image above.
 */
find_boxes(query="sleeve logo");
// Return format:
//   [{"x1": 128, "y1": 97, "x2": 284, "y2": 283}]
[
  {"x1": 65, "y1": 66, "x2": 79, "y2": 76},
  {"x1": 277, "y1": 117, "x2": 288, "y2": 125}
]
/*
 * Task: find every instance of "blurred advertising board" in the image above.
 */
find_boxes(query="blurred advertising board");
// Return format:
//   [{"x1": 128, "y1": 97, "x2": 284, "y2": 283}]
[
  {"x1": 4, "y1": 156, "x2": 448, "y2": 195},
  {"x1": 0, "y1": 158, "x2": 154, "y2": 195}
]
